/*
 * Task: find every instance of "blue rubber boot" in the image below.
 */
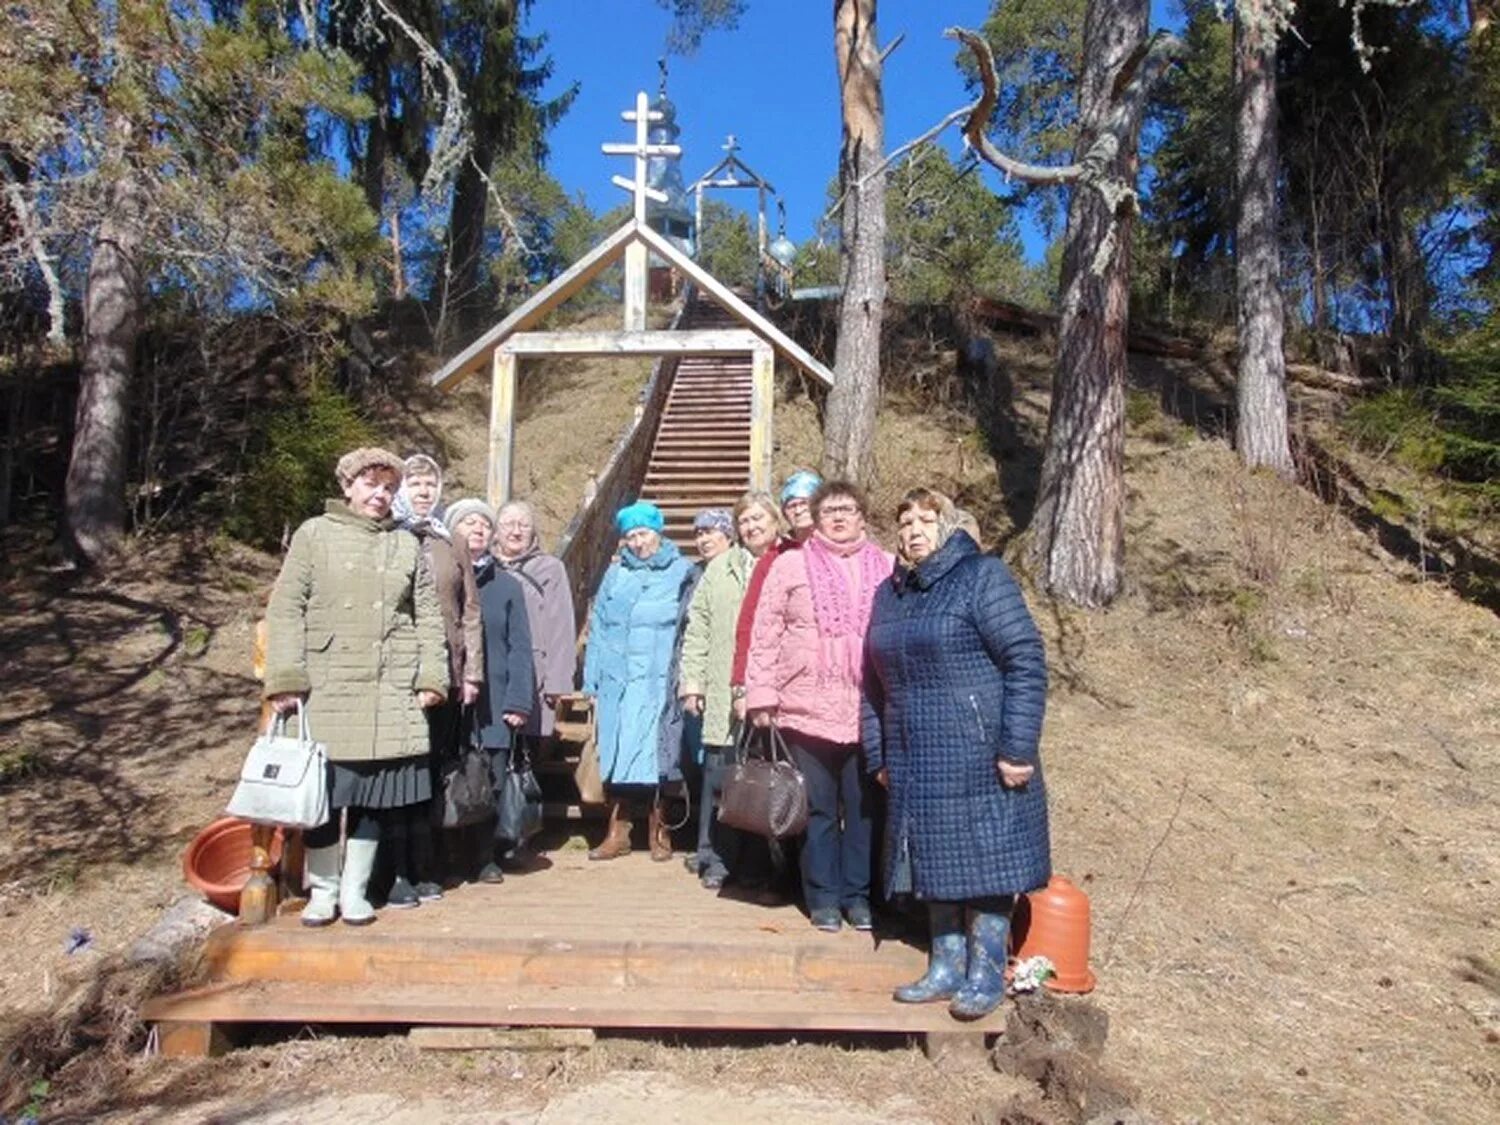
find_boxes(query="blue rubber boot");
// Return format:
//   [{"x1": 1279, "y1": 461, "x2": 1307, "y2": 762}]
[
  {"x1": 893, "y1": 903, "x2": 966, "y2": 1003},
  {"x1": 949, "y1": 905, "x2": 1011, "y2": 1020}
]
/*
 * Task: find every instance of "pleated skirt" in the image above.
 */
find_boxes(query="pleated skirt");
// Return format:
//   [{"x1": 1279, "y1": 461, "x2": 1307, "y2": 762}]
[{"x1": 327, "y1": 755, "x2": 432, "y2": 811}]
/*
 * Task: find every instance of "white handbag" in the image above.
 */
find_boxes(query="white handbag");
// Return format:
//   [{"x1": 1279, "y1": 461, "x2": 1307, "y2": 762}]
[{"x1": 226, "y1": 700, "x2": 330, "y2": 829}]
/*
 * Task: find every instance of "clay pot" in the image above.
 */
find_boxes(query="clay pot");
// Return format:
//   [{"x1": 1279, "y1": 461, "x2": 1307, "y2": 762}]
[
  {"x1": 182, "y1": 817, "x2": 284, "y2": 914},
  {"x1": 1012, "y1": 875, "x2": 1097, "y2": 993}
]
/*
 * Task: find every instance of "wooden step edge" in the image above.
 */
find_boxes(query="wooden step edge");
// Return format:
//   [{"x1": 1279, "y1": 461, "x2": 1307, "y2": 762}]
[{"x1": 143, "y1": 980, "x2": 1008, "y2": 1036}]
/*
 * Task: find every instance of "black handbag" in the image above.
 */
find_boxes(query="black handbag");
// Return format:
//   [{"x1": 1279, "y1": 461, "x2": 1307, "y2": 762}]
[
  {"x1": 495, "y1": 737, "x2": 544, "y2": 847},
  {"x1": 438, "y1": 708, "x2": 494, "y2": 829},
  {"x1": 718, "y1": 723, "x2": 810, "y2": 840},
  {"x1": 439, "y1": 744, "x2": 494, "y2": 829}
]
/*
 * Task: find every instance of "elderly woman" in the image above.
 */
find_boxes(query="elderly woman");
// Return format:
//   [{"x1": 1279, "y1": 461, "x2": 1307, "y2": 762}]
[
  {"x1": 493, "y1": 500, "x2": 576, "y2": 741},
  {"x1": 863, "y1": 489, "x2": 1049, "y2": 1020},
  {"x1": 263, "y1": 448, "x2": 449, "y2": 927},
  {"x1": 445, "y1": 497, "x2": 534, "y2": 883},
  {"x1": 582, "y1": 501, "x2": 696, "y2": 861},
  {"x1": 728, "y1": 470, "x2": 821, "y2": 719},
  {"x1": 680, "y1": 492, "x2": 781, "y2": 889},
  {"x1": 380, "y1": 454, "x2": 484, "y2": 906},
  {"x1": 745, "y1": 481, "x2": 893, "y2": 932}
]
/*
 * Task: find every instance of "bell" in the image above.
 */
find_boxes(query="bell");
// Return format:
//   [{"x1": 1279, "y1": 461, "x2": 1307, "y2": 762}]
[{"x1": 1012, "y1": 875, "x2": 1097, "y2": 993}]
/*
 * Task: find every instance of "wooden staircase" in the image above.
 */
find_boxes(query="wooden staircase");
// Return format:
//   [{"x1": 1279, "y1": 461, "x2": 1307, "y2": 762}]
[{"x1": 639, "y1": 296, "x2": 753, "y2": 548}]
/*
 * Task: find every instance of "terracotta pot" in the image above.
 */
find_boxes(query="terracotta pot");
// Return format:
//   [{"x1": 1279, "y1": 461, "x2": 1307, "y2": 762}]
[
  {"x1": 1012, "y1": 875, "x2": 1097, "y2": 993},
  {"x1": 182, "y1": 817, "x2": 284, "y2": 914}
]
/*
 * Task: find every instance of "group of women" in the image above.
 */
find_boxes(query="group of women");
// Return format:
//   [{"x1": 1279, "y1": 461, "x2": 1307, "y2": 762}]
[
  {"x1": 263, "y1": 449, "x2": 575, "y2": 920},
  {"x1": 263, "y1": 447, "x2": 1050, "y2": 1021}
]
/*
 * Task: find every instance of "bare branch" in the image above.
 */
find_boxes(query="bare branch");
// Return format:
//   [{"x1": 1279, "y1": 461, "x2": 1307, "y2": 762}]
[
  {"x1": 945, "y1": 28, "x2": 1085, "y2": 186},
  {"x1": 879, "y1": 31, "x2": 906, "y2": 63},
  {"x1": 1, "y1": 155, "x2": 66, "y2": 346}
]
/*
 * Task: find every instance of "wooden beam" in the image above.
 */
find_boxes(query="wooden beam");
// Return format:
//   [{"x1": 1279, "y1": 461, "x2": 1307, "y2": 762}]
[
  {"x1": 488, "y1": 349, "x2": 517, "y2": 507},
  {"x1": 430, "y1": 221, "x2": 637, "y2": 391},
  {"x1": 750, "y1": 343, "x2": 775, "y2": 491},
  {"x1": 635, "y1": 223, "x2": 835, "y2": 387},
  {"x1": 502, "y1": 329, "x2": 761, "y2": 357},
  {"x1": 623, "y1": 240, "x2": 648, "y2": 332}
]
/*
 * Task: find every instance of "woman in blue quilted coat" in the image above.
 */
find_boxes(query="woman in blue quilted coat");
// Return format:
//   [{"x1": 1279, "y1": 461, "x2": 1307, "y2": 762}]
[
  {"x1": 582, "y1": 501, "x2": 697, "y2": 860},
  {"x1": 862, "y1": 488, "x2": 1049, "y2": 1020}
]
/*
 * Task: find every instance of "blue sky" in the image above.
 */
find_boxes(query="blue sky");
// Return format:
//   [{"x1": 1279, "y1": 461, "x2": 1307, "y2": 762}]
[{"x1": 530, "y1": 2, "x2": 1181, "y2": 261}]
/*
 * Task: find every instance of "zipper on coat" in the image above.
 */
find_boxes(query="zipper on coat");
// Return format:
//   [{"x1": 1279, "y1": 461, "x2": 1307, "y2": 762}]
[{"x1": 969, "y1": 694, "x2": 987, "y2": 743}]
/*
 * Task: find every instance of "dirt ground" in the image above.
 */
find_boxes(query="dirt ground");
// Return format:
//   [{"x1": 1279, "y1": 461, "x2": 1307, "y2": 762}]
[{"x1": 2, "y1": 329, "x2": 1498, "y2": 1123}]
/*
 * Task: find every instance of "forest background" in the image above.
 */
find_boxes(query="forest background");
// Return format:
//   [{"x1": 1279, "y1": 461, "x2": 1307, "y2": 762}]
[{"x1": 0, "y1": 0, "x2": 1496, "y2": 586}]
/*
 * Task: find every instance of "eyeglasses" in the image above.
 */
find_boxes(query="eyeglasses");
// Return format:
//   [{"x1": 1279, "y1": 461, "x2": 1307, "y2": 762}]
[{"x1": 819, "y1": 504, "x2": 860, "y2": 517}]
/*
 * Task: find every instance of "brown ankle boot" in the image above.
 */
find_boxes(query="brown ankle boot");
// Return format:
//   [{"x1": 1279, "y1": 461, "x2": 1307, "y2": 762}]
[
  {"x1": 588, "y1": 800, "x2": 633, "y2": 861},
  {"x1": 648, "y1": 799, "x2": 672, "y2": 862}
]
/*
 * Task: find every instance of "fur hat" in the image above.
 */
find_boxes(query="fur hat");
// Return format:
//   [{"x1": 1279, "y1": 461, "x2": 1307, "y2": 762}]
[
  {"x1": 615, "y1": 501, "x2": 664, "y2": 535},
  {"x1": 443, "y1": 497, "x2": 496, "y2": 535},
  {"x1": 335, "y1": 447, "x2": 405, "y2": 487}
]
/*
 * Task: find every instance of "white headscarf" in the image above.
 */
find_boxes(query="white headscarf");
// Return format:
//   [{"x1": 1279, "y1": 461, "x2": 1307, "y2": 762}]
[{"x1": 393, "y1": 453, "x2": 451, "y2": 540}]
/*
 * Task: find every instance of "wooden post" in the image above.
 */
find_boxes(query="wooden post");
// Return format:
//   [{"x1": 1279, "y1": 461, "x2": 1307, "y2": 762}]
[
  {"x1": 750, "y1": 343, "x2": 774, "y2": 491},
  {"x1": 624, "y1": 240, "x2": 648, "y2": 333},
  {"x1": 488, "y1": 348, "x2": 517, "y2": 508}
]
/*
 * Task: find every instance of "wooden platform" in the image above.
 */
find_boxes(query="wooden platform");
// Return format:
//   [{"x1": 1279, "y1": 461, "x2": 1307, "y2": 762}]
[{"x1": 144, "y1": 847, "x2": 1005, "y2": 1054}]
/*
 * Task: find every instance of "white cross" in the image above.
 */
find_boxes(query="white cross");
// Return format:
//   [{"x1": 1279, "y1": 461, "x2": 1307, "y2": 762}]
[{"x1": 601, "y1": 91, "x2": 682, "y2": 222}]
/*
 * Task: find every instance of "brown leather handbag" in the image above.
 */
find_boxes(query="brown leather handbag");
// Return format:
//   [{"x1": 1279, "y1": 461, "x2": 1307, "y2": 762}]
[{"x1": 717, "y1": 724, "x2": 809, "y2": 840}]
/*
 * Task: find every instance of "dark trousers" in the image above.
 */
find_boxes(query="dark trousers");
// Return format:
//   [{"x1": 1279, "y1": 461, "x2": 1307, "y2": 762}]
[{"x1": 788, "y1": 733, "x2": 873, "y2": 912}]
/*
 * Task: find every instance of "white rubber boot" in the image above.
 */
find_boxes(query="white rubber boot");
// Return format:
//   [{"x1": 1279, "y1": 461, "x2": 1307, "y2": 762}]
[
  {"x1": 339, "y1": 837, "x2": 379, "y2": 926},
  {"x1": 300, "y1": 845, "x2": 341, "y2": 927}
]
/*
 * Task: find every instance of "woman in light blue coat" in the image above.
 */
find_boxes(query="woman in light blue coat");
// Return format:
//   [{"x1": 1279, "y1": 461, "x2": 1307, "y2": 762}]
[{"x1": 582, "y1": 501, "x2": 696, "y2": 860}]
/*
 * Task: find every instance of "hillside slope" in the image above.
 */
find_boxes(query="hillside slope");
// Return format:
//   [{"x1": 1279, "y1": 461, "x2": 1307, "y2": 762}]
[{"x1": 0, "y1": 322, "x2": 1495, "y2": 1123}]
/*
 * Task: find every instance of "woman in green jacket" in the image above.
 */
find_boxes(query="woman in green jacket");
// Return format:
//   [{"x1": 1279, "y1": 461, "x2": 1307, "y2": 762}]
[
  {"x1": 263, "y1": 447, "x2": 449, "y2": 926},
  {"x1": 678, "y1": 491, "x2": 782, "y2": 889}
]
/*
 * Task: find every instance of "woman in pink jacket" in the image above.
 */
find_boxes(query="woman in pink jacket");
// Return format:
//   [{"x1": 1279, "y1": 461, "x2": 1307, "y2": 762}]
[{"x1": 745, "y1": 481, "x2": 893, "y2": 933}]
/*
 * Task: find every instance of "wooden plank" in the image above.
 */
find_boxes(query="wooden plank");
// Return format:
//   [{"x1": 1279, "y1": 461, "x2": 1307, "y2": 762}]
[
  {"x1": 636, "y1": 224, "x2": 836, "y2": 387},
  {"x1": 429, "y1": 221, "x2": 636, "y2": 391},
  {"x1": 410, "y1": 1026, "x2": 596, "y2": 1051},
  {"x1": 145, "y1": 980, "x2": 1007, "y2": 1035},
  {"x1": 200, "y1": 933, "x2": 924, "y2": 993},
  {"x1": 624, "y1": 240, "x2": 648, "y2": 332},
  {"x1": 155, "y1": 1019, "x2": 237, "y2": 1059},
  {"x1": 488, "y1": 349, "x2": 518, "y2": 507},
  {"x1": 502, "y1": 329, "x2": 760, "y2": 357},
  {"x1": 750, "y1": 343, "x2": 774, "y2": 492}
]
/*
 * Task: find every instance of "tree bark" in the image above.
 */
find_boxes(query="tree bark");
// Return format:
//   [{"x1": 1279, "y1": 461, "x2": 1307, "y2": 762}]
[
  {"x1": 440, "y1": 144, "x2": 493, "y2": 347},
  {"x1": 65, "y1": 146, "x2": 146, "y2": 562},
  {"x1": 823, "y1": 0, "x2": 886, "y2": 484},
  {"x1": 1023, "y1": 0, "x2": 1147, "y2": 608},
  {"x1": 1234, "y1": 1, "x2": 1293, "y2": 475}
]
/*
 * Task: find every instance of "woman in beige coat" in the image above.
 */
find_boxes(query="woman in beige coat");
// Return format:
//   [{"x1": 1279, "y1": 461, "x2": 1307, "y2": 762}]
[{"x1": 263, "y1": 447, "x2": 449, "y2": 926}]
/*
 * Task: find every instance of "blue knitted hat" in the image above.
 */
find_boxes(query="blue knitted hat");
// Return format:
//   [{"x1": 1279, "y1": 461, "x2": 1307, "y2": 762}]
[
  {"x1": 615, "y1": 500, "x2": 664, "y2": 535},
  {"x1": 780, "y1": 470, "x2": 822, "y2": 505}
]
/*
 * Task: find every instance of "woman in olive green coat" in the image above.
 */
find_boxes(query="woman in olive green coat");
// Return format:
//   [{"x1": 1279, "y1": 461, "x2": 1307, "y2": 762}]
[
  {"x1": 263, "y1": 447, "x2": 449, "y2": 926},
  {"x1": 678, "y1": 491, "x2": 782, "y2": 888}
]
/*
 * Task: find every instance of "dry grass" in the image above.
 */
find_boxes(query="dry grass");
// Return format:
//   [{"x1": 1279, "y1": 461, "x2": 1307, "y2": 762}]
[{"x1": 2, "y1": 323, "x2": 1498, "y2": 1123}]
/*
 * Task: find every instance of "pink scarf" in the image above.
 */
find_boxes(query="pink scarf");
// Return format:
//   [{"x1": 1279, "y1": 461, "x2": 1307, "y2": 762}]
[{"x1": 802, "y1": 532, "x2": 891, "y2": 687}]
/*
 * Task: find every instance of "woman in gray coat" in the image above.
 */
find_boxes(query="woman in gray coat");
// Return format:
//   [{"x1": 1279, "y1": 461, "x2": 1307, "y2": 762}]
[{"x1": 492, "y1": 500, "x2": 576, "y2": 739}]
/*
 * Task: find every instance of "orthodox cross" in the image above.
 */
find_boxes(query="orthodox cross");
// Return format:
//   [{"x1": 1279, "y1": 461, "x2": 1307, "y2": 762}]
[{"x1": 602, "y1": 91, "x2": 681, "y2": 223}]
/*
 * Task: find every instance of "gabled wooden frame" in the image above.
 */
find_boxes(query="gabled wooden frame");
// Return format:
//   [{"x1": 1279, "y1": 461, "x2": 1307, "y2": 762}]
[{"x1": 428, "y1": 218, "x2": 834, "y2": 508}]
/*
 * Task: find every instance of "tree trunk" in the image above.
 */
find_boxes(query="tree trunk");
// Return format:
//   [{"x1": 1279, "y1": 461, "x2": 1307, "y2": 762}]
[
  {"x1": 1234, "y1": 2, "x2": 1293, "y2": 474},
  {"x1": 65, "y1": 152, "x2": 146, "y2": 562},
  {"x1": 1023, "y1": 0, "x2": 1147, "y2": 608},
  {"x1": 362, "y1": 47, "x2": 391, "y2": 218},
  {"x1": 823, "y1": 0, "x2": 886, "y2": 484},
  {"x1": 440, "y1": 144, "x2": 493, "y2": 348}
]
